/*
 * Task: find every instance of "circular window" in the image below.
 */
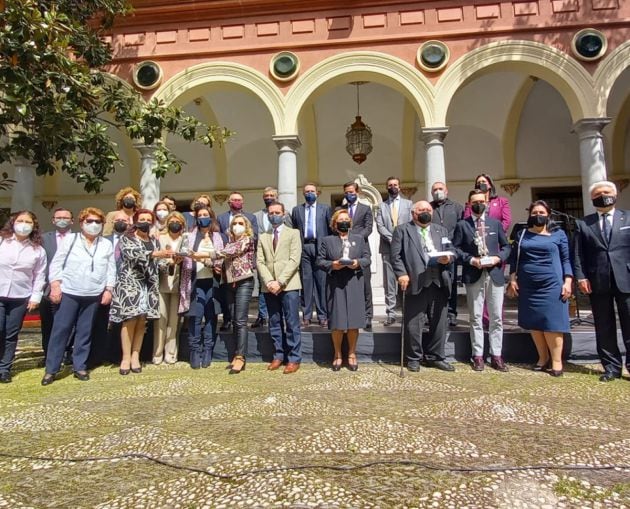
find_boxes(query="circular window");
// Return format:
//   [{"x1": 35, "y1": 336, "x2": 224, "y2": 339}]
[
  {"x1": 572, "y1": 29, "x2": 607, "y2": 61},
  {"x1": 270, "y1": 52, "x2": 300, "y2": 82},
  {"x1": 133, "y1": 61, "x2": 163, "y2": 90},
  {"x1": 417, "y1": 41, "x2": 450, "y2": 72}
]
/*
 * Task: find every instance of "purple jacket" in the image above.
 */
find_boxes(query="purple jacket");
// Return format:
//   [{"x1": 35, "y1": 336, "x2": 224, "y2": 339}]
[{"x1": 464, "y1": 196, "x2": 511, "y2": 233}]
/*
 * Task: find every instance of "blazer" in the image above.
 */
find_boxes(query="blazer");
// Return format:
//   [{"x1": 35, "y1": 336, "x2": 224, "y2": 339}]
[
  {"x1": 464, "y1": 196, "x2": 511, "y2": 234},
  {"x1": 390, "y1": 221, "x2": 453, "y2": 296},
  {"x1": 256, "y1": 226, "x2": 302, "y2": 292},
  {"x1": 254, "y1": 208, "x2": 293, "y2": 235},
  {"x1": 573, "y1": 209, "x2": 630, "y2": 294},
  {"x1": 316, "y1": 233, "x2": 371, "y2": 275},
  {"x1": 342, "y1": 202, "x2": 373, "y2": 240},
  {"x1": 217, "y1": 211, "x2": 259, "y2": 240},
  {"x1": 430, "y1": 198, "x2": 464, "y2": 239},
  {"x1": 375, "y1": 197, "x2": 413, "y2": 254},
  {"x1": 41, "y1": 231, "x2": 59, "y2": 283},
  {"x1": 452, "y1": 216, "x2": 511, "y2": 285},
  {"x1": 291, "y1": 202, "x2": 332, "y2": 246}
]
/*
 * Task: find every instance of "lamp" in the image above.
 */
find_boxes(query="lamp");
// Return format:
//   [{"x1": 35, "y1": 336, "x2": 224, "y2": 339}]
[{"x1": 345, "y1": 82, "x2": 373, "y2": 165}]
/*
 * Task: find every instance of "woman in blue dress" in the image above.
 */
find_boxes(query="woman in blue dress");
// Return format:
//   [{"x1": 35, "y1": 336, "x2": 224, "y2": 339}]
[{"x1": 507, "y1": 200, "x2": 573, "y2": 376}]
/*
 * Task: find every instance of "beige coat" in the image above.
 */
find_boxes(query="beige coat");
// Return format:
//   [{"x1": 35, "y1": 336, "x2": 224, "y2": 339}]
[{"x1": 256, "y1": 226, "x2": 302, "y2": 292}]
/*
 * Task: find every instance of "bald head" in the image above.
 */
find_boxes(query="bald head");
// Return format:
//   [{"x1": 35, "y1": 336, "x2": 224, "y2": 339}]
[{"x1": 412, "y1": 201, "x2": 433, "y2": 226}]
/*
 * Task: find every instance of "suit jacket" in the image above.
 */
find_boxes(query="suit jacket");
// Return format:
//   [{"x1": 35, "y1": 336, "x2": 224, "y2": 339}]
[
  {"x1": 291, "y1": 202, "x2": 332, "y2": 247},
  {"x1": 452, "y1": 216, "x2": 511, "y2": 285},
  {"x1": 256, "y1": 226, "x2": 302, "y2": 292},
  {"x1": 218, "y1": 211, "x2": 258, "y2": 241},
  {"x1": 254, "y1": 208, "x2": 293, "y2": 235},
  {"x1": 375, "y1": 196, "x2": 413, "y2": 254},
  {"x1": 430, "y1": 198, "x2": 464, "y2": 239},
  {"x1": 390, "y1": 221, "x2": 453, "y2": 296},
  {"x1": 342, "y1": 202, "x2": 373, "y2": 240},
  {"x1": 573, "y1": 209, "x2": 630, "y2": 294},
  {"x1": 464, "y1": 196, "x2": 511, "y2": 233},
  {"x1": 316, "y1": 233, "x2": 371, "y2": 275}
]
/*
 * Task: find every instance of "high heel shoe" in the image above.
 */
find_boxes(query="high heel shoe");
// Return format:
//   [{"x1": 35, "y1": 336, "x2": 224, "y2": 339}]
[
  {"x1": 548, "y1": 368, "x2": 563, "y2": 377},
  {"x1": 531, "y1": 360, "x2": 550, "y2": 372},
  {"x1": 347, "y1": 354, "x2": 358, "y2": 372},
  {"x1": 229, "y1": 356, "x2": 246, "y2": 375},
  {"x1": 131, "y1": 364, "x2": 142, "y2": 374},
  {"x1": 119, "y1": 366, "x2": 130, "y2": 376},
  {"x1": 332, "y1": 357, "x2": 343, "y2": 372}
]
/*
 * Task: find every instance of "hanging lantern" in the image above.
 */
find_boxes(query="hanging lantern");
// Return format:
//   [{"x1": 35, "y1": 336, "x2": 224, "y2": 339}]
[{"x1": 345, "y1": 82, "x2": 373, "y2": 165}]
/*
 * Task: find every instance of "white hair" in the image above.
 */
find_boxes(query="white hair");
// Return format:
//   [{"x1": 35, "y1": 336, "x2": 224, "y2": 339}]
[{"x1": 588, "y1": 180, "x2": 617, "y2": 196}]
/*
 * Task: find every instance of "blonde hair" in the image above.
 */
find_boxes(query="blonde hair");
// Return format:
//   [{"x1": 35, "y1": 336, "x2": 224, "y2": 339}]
[
  {"x1": 79, "y1": 207, "x2": 105, "y2": 223},
  {"x1": 165, "y1": 211, "x2": 186, "y2": 226},
  {"x1": 114, "y1": 187, "x2": 142, "y2": 210},
  {"x1": 330, "y1": 208, "x2": 352, "y2": 233},
  {"x1": 229, "y1": 214, "x2": 254, "y2": 239}
]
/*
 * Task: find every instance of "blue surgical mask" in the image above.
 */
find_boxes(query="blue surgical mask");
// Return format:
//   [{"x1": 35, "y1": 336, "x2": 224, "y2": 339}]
[
  {"x1": 345, "y1": 193, "x2": 358, "y2": 204},
  {"x1": 268, "y1": 214, "x2": 283, "y2": 226},
  {"x1": 304, "y1": 192, "x2": 317, "y2": 205},
  {"x1": 197, "y1": 217, "x2": 212, "y2": 228},
  {"x1": 54, "y1": 219, "x2": 71, "y2": 230}
]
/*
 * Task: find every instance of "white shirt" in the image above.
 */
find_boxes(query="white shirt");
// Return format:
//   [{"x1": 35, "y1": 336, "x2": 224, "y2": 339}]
[
  {"x1": 0, "y1": 236, "x2": 47, "y2": 303},
  {"x1": 49, "y1": 233, "x2": 116, "y2": 296},
  {"x1": 597, "y1": 208, "x2": 615, "y2": 231}
]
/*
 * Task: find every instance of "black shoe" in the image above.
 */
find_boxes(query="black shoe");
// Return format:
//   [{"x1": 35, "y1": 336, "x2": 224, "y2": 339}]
[
  {"x1": 0, "y1": 372, "x2": 11, "y2": 384},
  {"x1": 41, "y1": 374, "x2": 55, "y2": 386},
  {"x1": 599, "y1": 372, "x2": 620, "y2": 382},
  {"x1": 119, "y1": 368, "x2": 130, "y2": 376},
  {"x1": 73, "y1": 371, "x2": 90, "y2": 382},
  {"x1": 131, "y1": 366, "x2": 142, "y2": 374},
  {"x1": 531, "y1": 361, "x2": 550, "y2": 372},
  {"x1": 447, "y1": 314, "x2": 457, "y2": 327},
  {"x1": 332, "y1": 358, "x2": 343, "y2": 372},
  {"x1": 219, "y1": 321, "x2": 232, "y2": 332},
  {"x1": 250, "y1": 317, "x2": 266, "y2": 329},
  {"x1": 549, "y1": 369, "x2": 563, "y2": 377},
  {"x1": 427, "y1": 360, "x2": 455, "y2": 372},
  {"x1": 407, "y1": 361, "x2": 421, "y2": 372},
  {"x1": 382, "y1": 316, "x2": 396, "y2": 326},
  {"x1": 364, "y1": 320, "x2": 372, "y2": 330}
]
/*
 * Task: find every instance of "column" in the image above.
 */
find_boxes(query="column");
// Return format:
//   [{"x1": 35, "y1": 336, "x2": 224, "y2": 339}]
[
  {"x1": 572, "y1": 118, "x2": 611, "y2": 215},
  {"x1": 421, "y1": 127, "x2": 449, "y2": 200},
  {"x1": 10, "y1": 157, "x2": 36, "y2": 212},
  {"x1": 272, "y1": 135, "x2": 301, "y2": 212},
  {"x1": 135, "y1": 144, "x2": 160, "y2": 211}
]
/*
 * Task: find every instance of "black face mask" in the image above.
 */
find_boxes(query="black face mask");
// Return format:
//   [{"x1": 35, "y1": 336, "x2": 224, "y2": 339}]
[
  {"x1": 477, "y1": 183, "x2": 489, "y2": 193},
  {"x1": 387, "y1": 187, "x2": 399, "y2": 197},
  {"x1": 135, "y1": 222, "x2": 151, "y2": 233},
  {"x1": 193, "y1": 201, "x2": 206, "y2": 212},
  {"x1": 416, "y1": 212, "x2": 432, "y2": 224},
  {"x1": 113, "y1": 221, "x2": 128, "y2": 234},
  {"x1": 263, "y1": 198, "x2": 275, "y2": 207},
  {"x1": 122, "y1": 197, "x2": 136, "y2": 209},
  {"x1": 471, "y1": 203, "x2": 486, "y2": 215},
  {"x1": 592, "y1": 195, "x2": 616, "y2": 208},
  {"x1": 337, "y1": 221, "x2": 351, "y2": 233},
  {"x1": 527, "y1": 215, "x2": 548, "y2": 228},
  {"x1": 168, "y1": 222, "x2": 183, "y2": 234}
]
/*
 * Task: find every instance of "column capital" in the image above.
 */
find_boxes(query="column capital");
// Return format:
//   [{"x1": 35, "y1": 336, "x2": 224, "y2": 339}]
[
  {"x1": 272, "y1": 135, "x2": 302, "y2": 151},
  {"x1": 571, "y1": 118, "x2": 611, "y2": 138},
  {"x1": 420, "y1": 127, "x2": 449, "y2": 144},
  {"x1": 133, "y1": 143, "x2": 158, "y2": 158}
]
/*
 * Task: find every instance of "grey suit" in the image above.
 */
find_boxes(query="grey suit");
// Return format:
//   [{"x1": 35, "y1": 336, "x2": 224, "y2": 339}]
[
  {"x1": 376, "y1": 196, "x2": 413, "y2": 318},
  {"x1": 391, "y1": 221, "x2": 453, "y2": 362}
]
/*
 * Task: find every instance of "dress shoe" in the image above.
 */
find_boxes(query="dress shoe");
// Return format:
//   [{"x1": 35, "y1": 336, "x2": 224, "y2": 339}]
[
  {"x1": 318, "y1": 319, "x2": 328, "y2": 328},
  {"x1": 131, "y1": 366, "x2": 142, "y2": 374},
  {"x1": 447, "y1": 314, "x2": 457, "y2": 327},
  {"x1": 332, "y1": 358, "x2": 343, "y2": 372},
  {"x1": 229, "y1": 356, "x2": 246, "y2": 375},
  {"x1": 382, "y1": 316, "x2": 396, "y2": 326},
  {"x1": 73, "y1": 371, "x2": 90, "y2": 382},
  {"x1": 0, "y1": 372, "x2": 12, "y2": 384},
  {"x1": 472, "y1": 356, "x2": 485, "y2": 371},
  {"x1": 283, "y1": 362, "x2": 300, "y2": 374},
  {"x1": 219, "y1": 320, "x2": 232, "y2": 332},
  {"x1": 119, "y1": 368, "x2": 130, "y2": 376},
  {"x1": 427, "y1": 360, "x2": 455, "y2": 372},
  {"x1": 41, "y1": 374, "x2": 55, "y2": 386},
  {"x1": 531, "y1": 361, "x2": 550, "y2": 372},
  {"x1": 347, "y1": 355, "x2": 358, "y2": 372},
  {"x1": 301, "y1": 319, "x2": 311, "y2": 327},
  {"x1": 549, "y1": 369, "x2": 564, "y2": 377},
  {"x1": 407, "y1": 361, "x2": 421, "y2": 372},
  {"x1": 490, "y1": 356, "x2": 508, "y2": 372},
  {"x1": 364, "y1": 320, "x2": 372, "y2": 330},
  {"x1": 599, "y1": 372, "x2": 620, "y2": 382},
  {"x1": 250, "y1": 317, "x2": 266, "y2": 329},
  {"x1": 268, "y1": 359, "x2": 283, "y2": 371}
]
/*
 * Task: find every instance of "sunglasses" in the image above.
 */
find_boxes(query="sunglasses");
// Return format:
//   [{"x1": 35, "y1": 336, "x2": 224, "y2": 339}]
[{"x1": 85, "y1": 219, "x2": 102, "y2": 224}]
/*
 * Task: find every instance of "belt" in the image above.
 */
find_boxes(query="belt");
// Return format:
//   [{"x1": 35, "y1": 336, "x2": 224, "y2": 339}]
[{"x1": 303, "y1": 238, "x2": 317, "y2": 244}]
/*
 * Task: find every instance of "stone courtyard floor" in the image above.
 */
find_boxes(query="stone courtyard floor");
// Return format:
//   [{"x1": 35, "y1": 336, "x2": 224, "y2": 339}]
[{"x1": 1, "y1": 331, "x2": 629, "y2": 508}]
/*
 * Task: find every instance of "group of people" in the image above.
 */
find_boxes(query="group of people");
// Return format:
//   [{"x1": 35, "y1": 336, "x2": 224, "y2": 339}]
[{"x1": 0, "y1": 176, "x2": 628, "y2": 385}]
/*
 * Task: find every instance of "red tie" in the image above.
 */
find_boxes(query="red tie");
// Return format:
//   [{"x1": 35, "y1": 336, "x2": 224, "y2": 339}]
[{"x1": 273, "y1": 228, "x2": 279, "y2": 251}]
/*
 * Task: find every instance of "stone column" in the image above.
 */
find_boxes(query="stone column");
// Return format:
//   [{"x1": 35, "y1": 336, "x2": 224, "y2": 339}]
[
  {"x1": 572, "y1": 118, "x2": 611, "y2": 215},
  {"x1": 421, "y1": 127, "x2": 449, "y2": 200},
  {"x1": 272, "y1": 135, "x2": 301, "y2": 212},
  {"x1": 10, "y1": 157, "x2": 36, "y2": 212},
  {"x1": 135, "y1": 144, "x2": 160, "y2": 211}
]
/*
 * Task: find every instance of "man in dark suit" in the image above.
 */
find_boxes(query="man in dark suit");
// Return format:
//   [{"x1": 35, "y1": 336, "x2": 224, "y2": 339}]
[
  {"x1": 452, "y1": 189, "x2": 511, "y2": 372},
  {"x1": 40, "y1": 207, "x2": 74, "y2": 361},
  {"x1": 391, "y1": 200, "x2": 455, "y2": 372},
  {"x1": 216, "y1": 191, "x2": 258, "y2": 330},
  {"x1": 342, "y1": 181, "x2": 374, "y2": 329},
  {"x1": 573, "y1": 180, "x2": 630, "y2": 382},
  {"x1": 291, "y1": 183, "x2": 331, "y2": 326}
]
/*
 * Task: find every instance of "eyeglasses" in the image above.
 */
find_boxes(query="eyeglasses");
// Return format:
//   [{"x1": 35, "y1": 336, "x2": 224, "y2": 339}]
[{"x1": 85, "y1": 219, "x2": 102, "y2": 224}]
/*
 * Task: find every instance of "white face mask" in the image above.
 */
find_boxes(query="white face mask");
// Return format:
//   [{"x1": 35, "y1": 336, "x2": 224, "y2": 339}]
[
  {"x1": 83, "y1": 222, "x2": 103, "y2": 236},
  {"x1": 14, "y1": 223, "x2": 33, "y2": 236},
  {"x1": 156, "y1": 210, "x2": 169, "y2": 221},
  {"x1": 232, "y1": 224, "x2": 246, "y2": 236}
]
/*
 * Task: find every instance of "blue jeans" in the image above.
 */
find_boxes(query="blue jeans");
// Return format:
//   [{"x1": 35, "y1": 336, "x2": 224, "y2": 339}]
[
  {"x1": 0, "y1": 297, "x2": 29, "y2": 376},
  {"x1": 188, "y1": 278, "x2": 218, "y2": 368},
  {"x1": 45, "y1": 293, "x2": 101, "y2": 374},
  {"x1": 264, "y1": 290, "x2": 302, "y2": 364},
  {"x1": 227, "y1": 278, "x2": 254, "y2": 357}
]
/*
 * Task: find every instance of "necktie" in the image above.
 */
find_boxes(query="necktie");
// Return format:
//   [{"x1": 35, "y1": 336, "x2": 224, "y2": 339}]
[
  {"x1": 602, "y1": 213, "x2": 610, "y2": 245},
  {"x1": 420, "y1": 227, "x2": 428, "y2": 243},
  {"x1": 306, "y1": 206, "x2": 314, "y2": 239},
  {"x1": 273, "y1": 228, "x2": 279, "y2": 251},
  {"x1": 391, "y1": 200, "x2": 398, "y2": 227},
  {"x1": 349, "y1": 205, "x2": 354, "y2": 219}
]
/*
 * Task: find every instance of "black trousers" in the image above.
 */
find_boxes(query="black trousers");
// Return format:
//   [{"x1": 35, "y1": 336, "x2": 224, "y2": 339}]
[
  {"x1": 590, "y1": 279, "x2": 630, "y2": 376},
  {"x1": 40, "y1": 296, "x2": 74, "y2": 362},
  {"x1": 403, "y1": 284, "x2": 449, "y2": 362}
]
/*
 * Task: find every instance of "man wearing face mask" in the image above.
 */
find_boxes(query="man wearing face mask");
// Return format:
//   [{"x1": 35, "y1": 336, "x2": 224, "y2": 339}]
[
  {"x1": 391, "y1": 201, "x2": 455, "y2": 372},
  {"x1": 573, "y1": 181, "x2": 630, "y2": 382},
  {"x1": 430, "y1": 182, "x2": 464, "y2": 327},
  {"x1": 291, "y1": 183, "x2": 332, "y2": 327},
  {"x1": 40, "y1": 208, "x2": 74, "y2": 362},
  {"x1": 452, "y1": 190, "x2": 511, "y2": 372},
  {"x1": 341, "y1": 181, "x2": 374, "y2": 329},
  {"x1": 376, "y1": 177, "x2": 413, "y2": 326}
]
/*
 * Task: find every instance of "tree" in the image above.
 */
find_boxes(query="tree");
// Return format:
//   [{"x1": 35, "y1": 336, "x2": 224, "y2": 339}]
[{"x1": 0, "y1": 0, "x2": 232, "y2": 193}]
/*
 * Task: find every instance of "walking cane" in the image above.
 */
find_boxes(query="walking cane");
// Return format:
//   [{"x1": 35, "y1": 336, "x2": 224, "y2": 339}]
[{"x1": 400, "y1": 290, "x2": 406, "y2": 378}]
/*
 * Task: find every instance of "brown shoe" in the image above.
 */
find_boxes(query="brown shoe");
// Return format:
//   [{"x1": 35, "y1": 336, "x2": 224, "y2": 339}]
[
  {"x1": 283, "y1": 362, "x2": 300, "y2": 374},
  {"x1": 490, "y1": 356, "x2": 508, "y2": 372},
  {"x1": 268, "y1": 359, "x2": 283, "y2": 371},
  {"x1": 472, "y1": 356, "x2": 485, "y2": 371}
]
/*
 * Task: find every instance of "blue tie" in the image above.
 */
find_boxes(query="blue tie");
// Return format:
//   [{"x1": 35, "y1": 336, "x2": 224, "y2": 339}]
[{"x1": 306, "y1": 206, "x2": 314, "y2": 239}]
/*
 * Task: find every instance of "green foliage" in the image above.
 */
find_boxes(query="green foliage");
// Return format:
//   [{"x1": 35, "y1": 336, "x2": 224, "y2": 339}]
[{"x1": 0, "y1": 0, "x2": 232, "y2": 193}]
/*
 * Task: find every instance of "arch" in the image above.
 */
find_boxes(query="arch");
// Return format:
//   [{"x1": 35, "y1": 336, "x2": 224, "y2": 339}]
[
  {"x1": 284, "y1": 51, "x2": 435, "y2": 134},
  {"x1": 594, "y1": 41, "x2": 630, "y2": 116},
  {"x1": 152, "y1": 61, "x2": 286, "y2": 134},
  {"x1": 435, "y1": 41, "x2": 597, "y2": 125}
]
